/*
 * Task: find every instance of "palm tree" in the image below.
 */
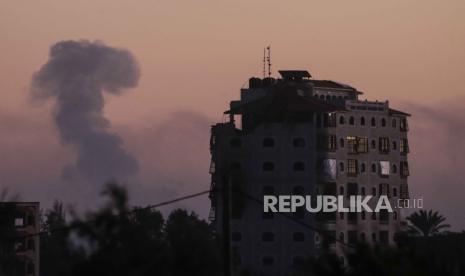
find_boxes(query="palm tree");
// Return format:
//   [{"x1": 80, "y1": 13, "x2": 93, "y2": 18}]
[{"x1": 406, "y1": 210, "x2": 450, "y2": 237}]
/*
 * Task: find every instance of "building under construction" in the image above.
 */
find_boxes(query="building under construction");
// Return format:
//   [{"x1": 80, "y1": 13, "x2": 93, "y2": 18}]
[{"x1": 209, "y1": 69, "x2": 410, "y2": 276}]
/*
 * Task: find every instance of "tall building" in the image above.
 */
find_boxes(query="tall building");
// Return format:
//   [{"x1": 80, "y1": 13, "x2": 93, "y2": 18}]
[
  {"x1": 209, "y1": 70, "x2": 410, "y2": 276},
  {"x1": 0, "y1": 202, "x2": 40, "y2": 276}
]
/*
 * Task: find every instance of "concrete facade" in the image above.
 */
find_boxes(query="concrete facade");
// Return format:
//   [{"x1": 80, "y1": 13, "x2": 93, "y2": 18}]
[{"x1": 209, "y1": 70, "x2": 410, "y2": 276}]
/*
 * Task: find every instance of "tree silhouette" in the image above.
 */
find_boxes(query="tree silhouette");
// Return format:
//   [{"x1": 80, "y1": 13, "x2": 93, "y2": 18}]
[{"x1": 407, "y1": 210, "x2": 450, "y2": 237}]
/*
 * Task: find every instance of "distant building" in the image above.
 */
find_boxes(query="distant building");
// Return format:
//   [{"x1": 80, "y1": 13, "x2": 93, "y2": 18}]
[
  {"x1": 209, "y1": 70, "x2": 410, "y2": 276},
  {"x1": 0, "y1": 202, "x2": 40, "y2": 276}
]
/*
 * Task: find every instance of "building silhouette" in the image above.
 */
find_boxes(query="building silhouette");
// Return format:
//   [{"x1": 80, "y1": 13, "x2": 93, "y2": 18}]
[{"x1": 209, "y1": 70, "x2": 410, "y2": 276}]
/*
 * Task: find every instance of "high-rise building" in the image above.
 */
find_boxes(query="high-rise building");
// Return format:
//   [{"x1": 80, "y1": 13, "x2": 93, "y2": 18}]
[
  {"x1": 209, "y1": 70, "x2": 410, "y2": 276},
  {"x1": 0, "y1": 202, "x2": 40, "y2": 276}
]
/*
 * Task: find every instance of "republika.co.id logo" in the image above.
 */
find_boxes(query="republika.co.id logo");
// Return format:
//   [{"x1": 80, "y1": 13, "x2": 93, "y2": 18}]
[{"x1": 263, "y1": 195, "x2": 423, "y2": 213}]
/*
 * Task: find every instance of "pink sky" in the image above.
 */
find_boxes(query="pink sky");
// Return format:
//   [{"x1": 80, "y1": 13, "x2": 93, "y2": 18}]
[{"x1": 0, "y1": 1, "x2": 464, "y2": 228}]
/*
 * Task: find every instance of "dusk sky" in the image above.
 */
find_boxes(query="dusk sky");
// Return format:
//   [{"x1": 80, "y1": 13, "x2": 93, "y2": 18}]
[{"x1": 1, "y1": 1, "x2": 464, "y2": 229}]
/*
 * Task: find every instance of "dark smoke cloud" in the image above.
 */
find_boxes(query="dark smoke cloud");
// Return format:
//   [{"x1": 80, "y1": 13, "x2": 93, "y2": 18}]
[{"x1": 31, "y1": 40, "x2": 140, "y2": 183}]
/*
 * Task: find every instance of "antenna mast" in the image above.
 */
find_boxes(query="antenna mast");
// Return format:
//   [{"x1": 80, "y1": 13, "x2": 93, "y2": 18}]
[
  {"x1": 263, "y1": 48, "x2": 266, "y2": 78},
  {"x1": 266, "y1": 46, "x2": 271, "y2": 77}
]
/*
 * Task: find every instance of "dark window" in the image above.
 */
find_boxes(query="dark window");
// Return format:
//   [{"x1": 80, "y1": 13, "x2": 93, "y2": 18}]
[
  {"x1": 230, "y1": 138, "x2": 242, "y2": 148},
  {"x1": 262, "y1": 256, "x2": 274, "y2": 266},
  {"x1": 371, "y1": 163, "x2": 377, "y2": 173},
  {"x1": 262, "y1": 137, "x2": 275, "y2": 148},
  {"x1": 339, "y1": 186, "x2": 344, "y2": 196},
  {"x1": 339, "y1": 162, "x2": 344, "y2": 172},
  {"x1": 348, "y1": 231, "x2": 358, "y2": 245},
  {"x1": 372, "y1": 187, "x2": 377, "y2": 196},
  {"x1": 293, "y1": 161, "x2": 305, "y2": 172},
  {"x1": 361, "y1": 211, "x2": 366, "y2": 220},
  {"x1": 340, "y1": 212, "x2": 344, "y2": 220},
  {"x1": 394, "y1": 211, "x2": 398, "y2": 220},
  {"x1": 361, "y1": 187, "x2": 366, "y2": 196},
  {"x1": 372, "y1": 233, "x2": 377, "y2": 242},
  {"x1": 361, "y1": 163, "x2": 366, "y2": 173},
  {"x1": 347, "y1": 183, "x2": 358, "y2": 196},
  {"x1": 348, "y1": 212, "x2": 357, "y2": 223},
  {"x1": 349, "y1": 116, "x2": 355, "y2": 125},
  {"x1": 392, "y1": 119, "x2": 397, "y2": 128},
  {"x1": 371, "y1": 117, "x2": 376, "y2": 127},
  {"x1": 293, "y1": 232, "x2": 305, "y2": 242},
  {"x1": 381, "y1": 118, "x2": 386, "y2": 127},
  {"x1": 360, "y1": 117, "x2": 366, "y2": 126},
  {"x1": 379, "y1": 137, "x2": 390, "y2": 153},
  {"x1": 392, "y1": 141, "x2": 397, "y2": 150},
  {"x1": 339, "y1": 138, "x2": 345, "y2": 148},
  {"x1": 380, "y1": 210, "x2": 389, "y2": 224},
  {"x1": 361, "y1": 232, "x2": 366, "y2": 242},
  {"x1": 393, "y1": 188, "x2": 398, "y2": 197},
  {"x1": 400, "y1": 161, "x2": 409, "y2": 177},
  {"x1": 262, "y1": 162, "x2": 275, "y2": 172},
  {"x1": 339, "y1": 115, "x2": 345, "y2": 125},
  {"x1": 380, "y1": 231, "x2": 389, "y2": 245},
  {"x1": 293, "y1": 137, "x2": 306, "y2": 148},
  {"x1": 262, "y1": 232, "x2": 274, "y2": 242},
  {"x1": 371, "y1": 212, "x2": 377, "y2": 220},
  {"x1": 392, "y1": 164, "x2": 397, "y2": 174},
  {"x1": 379, "y1": 183, "x2": 390, "y2": 197},
  {"x1": 232, "y1": 232, "x2": 242, "y2": 241},
  {"x1": 371, "y1": 140, "x2": 376, "y2": 149},
  {"x1": 339, "y1": 232, "x2": 344, "y2": 242}
]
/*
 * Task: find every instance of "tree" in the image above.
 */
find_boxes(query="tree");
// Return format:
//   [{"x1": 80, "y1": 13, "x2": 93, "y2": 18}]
[{"x1": 406, "y1": 210, "x2": 450, "y2": 237}]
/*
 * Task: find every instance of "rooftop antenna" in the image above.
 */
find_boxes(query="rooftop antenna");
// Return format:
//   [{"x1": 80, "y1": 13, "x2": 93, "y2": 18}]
[
  {"x1": 262, "y1": 48, "x2": 266, "y2": 78},
  {"x1": 266, "y1": 45, "x2": 271, "y2": 77}
]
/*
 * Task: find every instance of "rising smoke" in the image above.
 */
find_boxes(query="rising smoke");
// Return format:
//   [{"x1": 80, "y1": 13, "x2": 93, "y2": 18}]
[{"x1": 31, "y1": 40, "x2": 140, "y2": 183}]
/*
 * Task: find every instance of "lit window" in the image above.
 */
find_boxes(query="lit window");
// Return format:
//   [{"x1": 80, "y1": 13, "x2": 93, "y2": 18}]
[
  {"x1": 347, "y1": 136, "x2": 357, "y2": 154},
  {"x1": 347, "y1": 159, "x2": 358, "y2": 177},
  {"x1": 380, "y1": 161, "x2": 390, "y2": 176},
  {"x1": 400, "y1": 161, "x2": 409, "y2": 177},
  {"x1": 379, "y1": 137, "x2": 390, "y2": 154},
  {"x1": 357, "y1": 137, "x2": 368, "y2": 153},
  {"x1": 400, "y1": 139, "x2": 409, "y2": 154}
]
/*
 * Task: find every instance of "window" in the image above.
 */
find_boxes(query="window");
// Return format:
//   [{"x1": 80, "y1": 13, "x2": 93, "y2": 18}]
[
  {"x1": 372, "y1": 233, "x2": 377, "y2": 242},
  {"x1": 393, "y1": 211, "x2": 398, "y2": 220},
  {"x1": 358, "y1": 137, "x2": 368, "y2": 153},
  {"x1": 347, "y1": 136, "x2": 357, "y2": 154},
  {"x1": 339, "y1": 186, "x2": 344, "y2": 196},
  {"x1": 262, "y1": 256, "x2": 274, "y2": 266},
  {"x1": 360, "y1": 116, "x2": 366, "y2": 126},
  {"x1": 361, "y1": 232, "x2": 366, "y2": 242},
  {"x1": 380, "y1": 161, "x2": 390, "y2": 176},
  {"x1": 232, "y1": 232, "x2": 242, "y2": 241},
  {"x1": 347, "y1": 159, "x2": 358, "y2": 177},
  {"x1": 371, "y1": 140, "x2": 376, "y2": 149},
  {"x1": 14, "y1": 217, "x2": 24, "y2": 228},
  {"x1": 262, "y1": 232, "x2": 274, "y2": 242},
  {"x1": 381, "y1": 118, "x2": 386, "y2": 127},
  {"x1": 230, "y1": 138, "x2": 242, "y2": 148},
  {"x1": 400, "y1": 161, "x2": 409, "y2": 177},
  {"x1": 339, "y1": 162, "x2": 344, "y2": 172},
  {"x1": 349, "y1": 116, "x2": 355, "y2": 125},
  {"x1": 379, "y1": 183, "x2": 390, "y2": 197},
  {"x1": 380, "y1": 231, "x2": 389, "y2": 245},
  {"x1": 262, "y1": 162, "x2": 275, "y2": 172},
  {"x1": 393, "y1": 187, "x2": 398, "y2": 197},
  {"x1": 400, "y1": 185, "x2": 409, "y2": 199},
  {"x1": 347, "y1": 183, "x2": 358, "y2": 196},
  {"x1": 293, "y1": 137, "x2": 306, "y2": 148},
  {"x1": 340, "y1": 212, "x2": 344, "y2": 220},
  {"x1": 322, "y1": 159, "x2": 337, "y2": 180},
  {"x1": 339, "y1": 138, "x2": 345, "y2": 148},
  {"x1": 361, "y1": 163, "x2": 366, "y2": 173},
  {"x1": 392, "y1": 119, "x2": 397, "y2": 128},
  {"x1": 392, "y1": 164, "x2": 397, "y2": 174},
  {"x1": 318, "y1": 134, "x2": 337, "y2": 151},
  {"x1": 392, "y1": 140, "x2": 397, "y2": 150},
  {"x1": 293, "y1": 161, "x2": 305, "y2": 172},
  {"x1": 371, "y1": 163, "x2": 377, "y2": 173},
  {"x1": 400, "y1": 139, "x2": 409, "y2": 154},
  {"x1": 262, "y1": 137, "x2": 275, "y2": 148},
  {"x1": 339, "y1": 115, "x2": 345, "y2": 125},
  {"x1": 361, "y1": 211, "x2": 366, "y2": 220},
  {"x1": 371, "y1": 212, "x2": 377, "y2": 220},
  {"x1": 379, "y1": 137, "x2": 390, "y2": 153},
  {"x1": 372, "y1": 187, "x2": 377, "y2": 196},
  {"x1": 339, "y1": 232, "x2": 344, "y2": 243},
  {"x1": 371, "y1": 117, "x2": 376, "y2": 127},
  {"x1": 348, "y1": 231, "x2": 358, "y2": 245},
  {"x1": 293, "y1": 232, "x2": 305, "y2": 242},
  {"x1": 361, "y1": 187, "x2": 366, "y2": 196},
  {"x1": 400, "y1": 118, "x2": 408, "y2": 131}
]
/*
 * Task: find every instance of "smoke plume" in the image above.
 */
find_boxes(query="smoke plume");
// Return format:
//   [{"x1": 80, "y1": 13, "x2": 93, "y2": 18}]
[{"x1": 31, "y1": 40, "x2": 140, "y2": 183}]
